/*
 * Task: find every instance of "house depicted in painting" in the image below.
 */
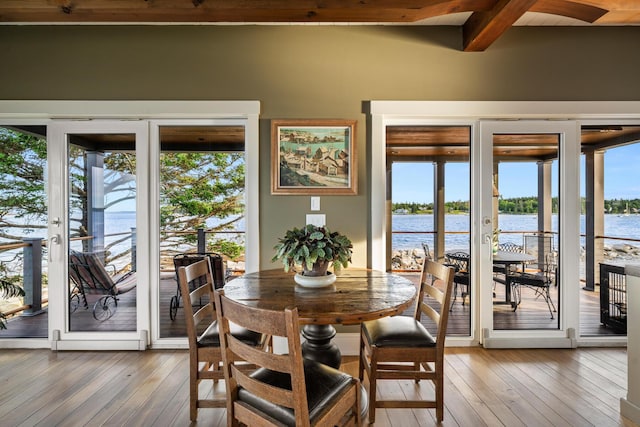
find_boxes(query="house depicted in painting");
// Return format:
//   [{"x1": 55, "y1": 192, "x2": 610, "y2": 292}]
[{"x1": 280, "y1": 145, "x2": 350, "y2": 186}]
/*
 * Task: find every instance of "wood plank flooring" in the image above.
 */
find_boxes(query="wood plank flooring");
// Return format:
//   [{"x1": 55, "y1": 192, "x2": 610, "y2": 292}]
[{"x1": 0, "y1": 347, "x2": 633, "y2": 426}]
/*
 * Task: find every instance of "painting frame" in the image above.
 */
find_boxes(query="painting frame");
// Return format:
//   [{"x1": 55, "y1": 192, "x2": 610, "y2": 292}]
[{"x1": 271, "y1": 119, "x2": 357, "y2": 195}]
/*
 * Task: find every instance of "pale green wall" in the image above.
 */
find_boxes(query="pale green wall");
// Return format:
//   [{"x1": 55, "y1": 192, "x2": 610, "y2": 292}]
[{"x1": 1, "y1": 25, "x2": 639, "y2": 268}]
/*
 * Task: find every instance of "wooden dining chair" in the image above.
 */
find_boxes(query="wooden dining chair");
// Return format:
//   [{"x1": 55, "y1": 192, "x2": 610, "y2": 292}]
[
  {"x1": 214, "y1": 289, "x2": 361, "y2": 427},
  {"x1": 177, "y1": 259, "x2": 269, "y2": 422},
  {"x1": 358, "y1": 259, "x2": 454, "y2": 424}
]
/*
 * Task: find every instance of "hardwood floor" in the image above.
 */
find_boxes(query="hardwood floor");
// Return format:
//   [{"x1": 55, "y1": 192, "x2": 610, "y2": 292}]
[{"x1": 0, "y1": 347, "x2": 633, "y2": 426}]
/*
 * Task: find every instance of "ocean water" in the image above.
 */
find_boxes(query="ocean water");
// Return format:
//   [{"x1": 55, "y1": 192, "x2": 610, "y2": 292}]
[
  {"x1": 392, "y1": 213, "x2": 640, "y2": 252},
  {"x1": 4, "y1": 212, "x2": 640, "y2": 263}
]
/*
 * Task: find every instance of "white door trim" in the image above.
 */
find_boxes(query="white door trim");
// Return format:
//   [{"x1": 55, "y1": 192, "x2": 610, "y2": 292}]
[
  {"x1": 368, "y1": 100, "x2": 640, "y2": 348},
  {"x1": 477, "y1": 119, "x2": 579, "y2": 348},
  {"x1": 0, "y1": 101, "x2": 260, "y2": 350}
]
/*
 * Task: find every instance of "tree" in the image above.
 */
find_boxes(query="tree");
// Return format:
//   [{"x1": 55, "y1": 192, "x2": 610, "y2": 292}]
[
  {"x1": 160, "y1": 151, "x2": 246, "y2": 260},
  {"x1": 0, "y1": 128, "x2": 48, "y2": 283},
  {"x1": 2, "y1": 128, "x2": 247, "y2": 277},
  {"x1": 0, "y1": 128, "x2": 47, "y2": 242}
]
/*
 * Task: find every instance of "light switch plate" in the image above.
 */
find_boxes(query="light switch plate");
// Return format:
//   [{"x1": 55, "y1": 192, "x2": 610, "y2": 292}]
[
  {"x1": 310, "y1": 196, "x2": 320, "y2": 211},
  {"x1": 306, "y1": 214, "x2": 326, "y2": 227}
]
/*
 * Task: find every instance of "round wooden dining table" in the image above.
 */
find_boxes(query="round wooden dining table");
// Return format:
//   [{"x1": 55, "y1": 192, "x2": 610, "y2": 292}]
[{"x1": 222, "y1": 268, "x2": 417, "y2": 369}]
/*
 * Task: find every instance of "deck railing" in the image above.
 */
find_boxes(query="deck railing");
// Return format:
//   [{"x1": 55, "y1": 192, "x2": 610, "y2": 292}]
[
  {"x1": 2, "y1": 226, "x2": 245, "y2": 319},
  {"x1": 391, "y1": 229, "x2": 640, "y2": 277}
]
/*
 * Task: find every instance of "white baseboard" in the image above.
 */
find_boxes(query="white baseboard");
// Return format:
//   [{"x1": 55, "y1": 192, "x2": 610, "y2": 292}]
[{"x1": 621, "y1": 398, "x2": 640, "y2": 425}]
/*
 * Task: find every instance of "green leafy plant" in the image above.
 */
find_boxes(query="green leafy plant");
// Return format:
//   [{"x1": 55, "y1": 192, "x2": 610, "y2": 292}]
[
  {"x1": 272, "y1": 224, "x2": 353, "y2": 275},
  {"x1": 0, "y1": 279, "x2": 25, "y2": 330}
]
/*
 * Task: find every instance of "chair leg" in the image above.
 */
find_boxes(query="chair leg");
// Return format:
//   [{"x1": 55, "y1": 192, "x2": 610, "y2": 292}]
[
  {"x1": 511, "y1": 282, "x2": 521, "y2": 312},
  {"x1": 367, "y1": 354, "x2": 378, "y2": 424},
  {"x1": 358, "y1": 340, "x2": 365, "y2": 382},
  {"x1": 189, "y1": 363, "x2": 198, "y2": 421},
  {"x1": 436, "y1": 360, "x2": 444, "y2": 422},
  {"x1": 461, "y1": 284, "x2": 469, "y2": 306},
  {"x1": 544, "y1": 287, "x2": 556, "y2": 319}
]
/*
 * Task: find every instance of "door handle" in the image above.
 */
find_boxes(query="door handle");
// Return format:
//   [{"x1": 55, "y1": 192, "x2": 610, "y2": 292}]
[{"x1": 49, "y1": 234, "x2": 61, "y2": 261}]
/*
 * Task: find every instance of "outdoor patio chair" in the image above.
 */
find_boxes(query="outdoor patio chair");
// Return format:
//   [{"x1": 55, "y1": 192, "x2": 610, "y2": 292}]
[
  {"x1": 359, "y1": 259, "x2": 454, "y2": 423},
  {"x1": 524, "y1": 233, "x2": 554, "y2": 273},
  {"x1": 508, "y1": 251, "x2": 558, "y2": 318},
  {"x1": 170, "y1": 252, "x2": 226, "y2": 320},
  {"x1": 422, "y1": 242, "x2": 433, "y2": 261},
  {"x1": 444, "y1": 251, "x2": 470, "y2": 308},
  {"x1": 68, "y1": 250, "x2": 137, "y2": 321}
]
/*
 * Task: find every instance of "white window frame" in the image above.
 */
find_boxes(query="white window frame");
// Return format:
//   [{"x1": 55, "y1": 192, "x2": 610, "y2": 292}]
[
  {"x1": 368, "y1": 101, "x2": 640, "y2": 348},
  {"x1": 0, "y1": 101, "x2": 260, "y2": 350}
]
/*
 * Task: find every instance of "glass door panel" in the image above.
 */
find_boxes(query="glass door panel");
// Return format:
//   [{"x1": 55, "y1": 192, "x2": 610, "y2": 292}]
[
  {"x1": 387, "y1": 125, "x2": 471, "y2": 337},
  {"x1": 67, "y1": 133, "x2": 138, "y2": 332},
  {"x1": 491, "y1": 134, "x2": 560, "y2": 330},
  {"x1": 580, "y1": 124, "x2": 640, "y2": 337},
  {"x1": 0, "y1": 125, "x2": 48, "y2": 338},
  {"x1": 479, "y1": 120, "x2": 579, "y2": 348},
  {"x1": 157, "y1": 124, "x2": 246, "y2": 339}
]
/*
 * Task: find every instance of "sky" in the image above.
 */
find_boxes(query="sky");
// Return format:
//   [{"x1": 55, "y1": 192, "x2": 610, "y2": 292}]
[{"x1": 392, "y1": 144, "x2": 640, "y2": 203}]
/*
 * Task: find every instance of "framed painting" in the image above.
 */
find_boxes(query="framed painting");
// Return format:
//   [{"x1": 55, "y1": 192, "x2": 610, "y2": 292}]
[{"x1": 271, "y1": 119, "x2": 357, "y2": 195}]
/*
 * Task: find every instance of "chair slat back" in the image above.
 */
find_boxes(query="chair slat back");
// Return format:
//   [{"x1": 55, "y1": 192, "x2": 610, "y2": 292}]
[
  {"x1": 416, "y1": 259, "x2": 455, "y2": 346},
  {"x1": 444, "y1": 251, "x2": 469, "y2": 273},
  {"x1": 498, "y1": 242, "x2": 523, "y2": 253},
  {"x1": 178, "y1": 259, "x2": 216, "y2": 347},
  {"x1": 215, "y1": 291, "x2": 310, "y2": 423}
]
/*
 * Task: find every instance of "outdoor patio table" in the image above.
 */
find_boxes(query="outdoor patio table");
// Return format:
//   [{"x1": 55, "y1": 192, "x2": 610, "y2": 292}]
[{"x1": 493, "y1": 250, "x2": 536, "y2": 305}]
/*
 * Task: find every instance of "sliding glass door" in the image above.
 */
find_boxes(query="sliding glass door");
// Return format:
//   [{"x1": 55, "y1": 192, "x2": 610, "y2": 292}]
[
  {"x1": 387, "y1": 125, "x2": 472, "y2": 337},
  {"x1": 48, "y1": 121, "x2": 149, "y2": 349},
  {"x1": 478, "y1": 120, "x2": 580, "y2": 348},
  {"x1": 151, "y1": 121, "x2": 247, "y2": 339}
]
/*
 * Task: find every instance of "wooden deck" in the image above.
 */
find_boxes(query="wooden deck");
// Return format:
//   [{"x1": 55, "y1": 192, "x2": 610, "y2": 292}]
[
  {"x1": 0, "y1": 271, "x2": 626, "y2": 339},
  {"x1": 0, "y1": 346, "x2": 632, "y2": 426}
]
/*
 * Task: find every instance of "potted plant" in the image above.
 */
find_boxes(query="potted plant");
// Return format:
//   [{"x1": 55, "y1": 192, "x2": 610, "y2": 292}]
[
  {"x1": 272, "y1": 224, "x2": 353, "y2": 277},
  {"x1": 0, "y1": 279, "x2": 25, "y2": 330}
]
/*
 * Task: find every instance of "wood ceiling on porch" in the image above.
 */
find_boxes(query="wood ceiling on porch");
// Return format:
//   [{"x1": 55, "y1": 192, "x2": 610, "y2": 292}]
[
  {"x1": 58, "y1": 124, "x2": 640, "y2": 160},
  {"x1": 61, "y1": 125, "x2": 246, "y2": 151},
  {"x1": 386, "y1": 125, "x2": 640, "y2": 162},
  {"x1": 2, "y1": 1, "x2": 640, "y2": 51}
]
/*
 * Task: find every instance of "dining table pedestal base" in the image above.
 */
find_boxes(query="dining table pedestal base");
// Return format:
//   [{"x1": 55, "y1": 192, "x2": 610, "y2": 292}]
[{"x1": 301, "y1": 324, "x2": 341, "y2": 369}]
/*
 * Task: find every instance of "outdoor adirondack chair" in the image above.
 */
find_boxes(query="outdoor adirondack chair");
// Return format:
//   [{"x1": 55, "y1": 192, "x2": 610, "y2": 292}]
[{"x1": 68, "y1": 250, "x2": 137, "y2": 321}]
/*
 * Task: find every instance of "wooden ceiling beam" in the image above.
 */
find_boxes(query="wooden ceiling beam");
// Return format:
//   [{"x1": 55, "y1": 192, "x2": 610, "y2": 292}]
[
  {"x1": 0, "y1": 0, "x2": 453, "y2": 23},
  {"x1": 462, "y1": 0, "x2": 538, "y2": 52},
  {"x1": 530, "y1": 0, "x2": 608, "y2": 23},
  {"x1": 0, "y1": 0, "x2": 636, "y2": 52}
]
